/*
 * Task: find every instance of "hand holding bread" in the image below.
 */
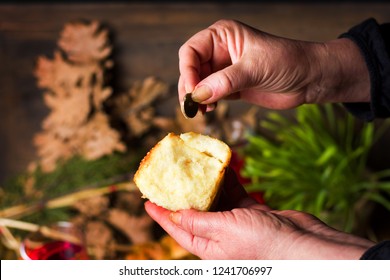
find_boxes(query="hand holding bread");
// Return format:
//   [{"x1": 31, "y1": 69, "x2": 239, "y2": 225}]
[{"x1": 134, "y1": 132, "x2": 231, "y2": 211}]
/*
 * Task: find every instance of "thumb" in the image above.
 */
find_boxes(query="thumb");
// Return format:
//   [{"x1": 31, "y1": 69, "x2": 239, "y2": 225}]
[
  {"x1": 192, "y1": 61, "x2": 252, "y2": 104},
  {"x1": 170, "y1": 209, "x2": 223, "y2": 240}
]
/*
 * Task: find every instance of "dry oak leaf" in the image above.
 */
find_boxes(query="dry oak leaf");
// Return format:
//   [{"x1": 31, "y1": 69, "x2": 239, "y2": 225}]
[
  {"x1": 44, "y1": 123, "x2": 78, "y2": 141},
  {"x1": 34, "y1": 131, "x2": 73, "y2": 172},
  {"x1": 114, "y1": 77, "x2": 168, "y2": 115},
  {"x1": 35, "y1": 52, "x2": 101, "y2": 92},
  {"x1": 58, "y1": 20, "x2": 112, "y2": 64},
  {"x1": 76, "y1": 112, "x2": 126, "y2": 160},
  {"x1": 152, "y1": 106, "x2": 207, "y2": 136},
  {"x1": 125, "y1": 107, "x2": 155, "y2": 137},
  {"x1": 42, "y1": 87, "x2": 91, "y2": 130},
  {"x1": 125, "y1": 235, "x2": 194, "y2": 260},
  {"x1": 113, "y1": 191, "x2": 144, "y2": 215},
  {"x1": 73, "y1": 196, "x2": 110, "y2": 218},
  {"x1": 115, "y1": 77, "x2": 169, "y2": 136},
  {"x1": 125, "y1": 241, "x2": 168, "y2": 260},
  {"x1": 34, "y1": 55, "x2": 57, "y2": 90},
  {"x1": 160, "y1": 235, "x2": 194, "y2": 260},
  {"x1": 127, "y1": 77, "x2": 169, "y2": 110},
  {"x1": 92, "y1": 84, "x2": 112, "y2": 110},
  {"x1": 84, "y1": 220, "x2": 114, "y2": 259},
  {"x1": 107, "y1": 208, "x2": 154, "y2": 244}
]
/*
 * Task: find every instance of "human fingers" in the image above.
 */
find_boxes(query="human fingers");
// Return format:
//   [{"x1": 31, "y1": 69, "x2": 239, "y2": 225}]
[
  {"x1": 144, "y1": 202, "x2": 215, "y2": 251},
  {"x1": 169, "y1": 208, "x2": 246, "y2": 259},
  {"x1": 178, "y1": 27, "x2": 215, "y2": 103},
  {"x1": 144, "y1": 201, "x2": 175, "y2": 231},
  {"x1": 190, "y1": 60, "x2": 255, "y2": 105},
  {"x1": 178, "y1": 47, "x2": 218, "y2": 114},
  {"x1": 179, "y1": 20, "x2": 252, "y2": 111},
  {"x1": 145, "y1": 201, "x2": 224, "y2": 258},
  {"x1": 144, "y1": 201, "x2": 196, "y2": 248},
  {"x1": 177, "y1": 62, "x2": 200, "y2": 107}
]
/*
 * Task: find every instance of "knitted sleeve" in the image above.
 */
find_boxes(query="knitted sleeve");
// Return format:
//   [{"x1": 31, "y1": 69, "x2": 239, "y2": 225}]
[
  {"x1": 340, "y1": 18, "x2": 390, "y2": 121},
  {"x1": 360, "y1": 240, "x2": 390, "y2": 260}
]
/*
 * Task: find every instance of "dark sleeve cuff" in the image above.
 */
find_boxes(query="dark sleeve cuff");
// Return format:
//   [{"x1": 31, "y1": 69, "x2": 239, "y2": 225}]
[
  {"x1": 360, "y1": 240, "x2": 390, "y2": 260},
  {"x1": 339, "y1": 18, "x2": 390, "y2": 121}
]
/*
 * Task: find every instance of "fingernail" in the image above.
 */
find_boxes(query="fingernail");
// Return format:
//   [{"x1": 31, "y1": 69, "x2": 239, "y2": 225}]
[
  {"x1": 169, "y1": 212, "x2": 182, "y2": 225},
  {"x1": 206, "y1": 102, "x2": 217, "y2": 112},
  {"x1": 185, "y1": 84, "x2": 194, "y2": 94},
  {"x1": 192, "y1": 85, "x2": 212, "y2": 102},
  {"x1": 200, "y1": 103, "x2": 216, "y2": 115}
]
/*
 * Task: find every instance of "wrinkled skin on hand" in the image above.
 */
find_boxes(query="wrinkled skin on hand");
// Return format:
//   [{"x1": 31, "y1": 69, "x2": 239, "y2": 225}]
[
  {"x1": 169, "y1": 19, "x2": 374, "y2": 259},
  {"x1": 145, "y1": 168, "x2": 374, "y2": 260},
  {"x1": 178, "y1": 19, "x2": 370, "y2": 112}
]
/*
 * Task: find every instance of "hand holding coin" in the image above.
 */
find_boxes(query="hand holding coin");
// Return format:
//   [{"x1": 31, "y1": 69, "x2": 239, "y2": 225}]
[{"x1": 182, "y1": 93, "x2": 199, "y2": 119}]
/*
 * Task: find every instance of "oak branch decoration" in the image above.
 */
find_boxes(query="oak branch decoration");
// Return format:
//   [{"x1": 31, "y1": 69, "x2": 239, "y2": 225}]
[{"x1": 34, "y1": 21, "x2": 125, "y2": 172}]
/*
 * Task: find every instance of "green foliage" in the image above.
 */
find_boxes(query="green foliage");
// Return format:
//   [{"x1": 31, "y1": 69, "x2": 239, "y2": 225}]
[
  {"x1": 241, "y1": 104, "x2": 390, "y2": 232},
  {"x1": 1, "y1": 151, "x2": 144, "y2": 224}
]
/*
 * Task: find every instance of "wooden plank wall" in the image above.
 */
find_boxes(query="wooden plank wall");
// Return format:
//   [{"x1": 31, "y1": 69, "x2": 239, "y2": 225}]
[{"x1": 1, "y1": 2, "x2": 390, "y2": 182}]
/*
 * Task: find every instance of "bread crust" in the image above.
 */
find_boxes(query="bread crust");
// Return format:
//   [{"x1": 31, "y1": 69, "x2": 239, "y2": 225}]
[{"x1": 134, "y1": 132, "x2": 231, "y2": 211}]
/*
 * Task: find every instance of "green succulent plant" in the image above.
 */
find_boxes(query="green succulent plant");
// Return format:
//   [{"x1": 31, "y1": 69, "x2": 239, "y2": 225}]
[{"x1": 241, "y1": 104, "x2": 390, "y2": 232}]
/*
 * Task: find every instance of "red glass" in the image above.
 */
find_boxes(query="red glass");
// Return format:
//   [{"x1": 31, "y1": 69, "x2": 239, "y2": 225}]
[
  {"x1": 21, "y1": 241, "x2": 88, "y2": 260},
  {"x1": 20, "y1": 222, "x2": 89, "y2": 260}
]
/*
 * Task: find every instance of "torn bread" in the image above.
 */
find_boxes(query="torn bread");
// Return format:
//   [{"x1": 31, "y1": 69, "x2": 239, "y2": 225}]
[{"x1": 134, "y1": 132, "x2": 231, "y2": 211}]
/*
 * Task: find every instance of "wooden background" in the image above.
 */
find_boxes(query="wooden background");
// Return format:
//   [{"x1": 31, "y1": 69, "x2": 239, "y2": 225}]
[{"x1": 1, "y1": 2, "x2": 390, "y2": 183}]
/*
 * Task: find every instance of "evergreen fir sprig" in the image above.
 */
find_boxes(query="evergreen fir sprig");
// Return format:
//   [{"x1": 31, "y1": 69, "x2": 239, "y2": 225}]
[{"x1": 0, "y1": 151, "x2": 143, "y2": 224}]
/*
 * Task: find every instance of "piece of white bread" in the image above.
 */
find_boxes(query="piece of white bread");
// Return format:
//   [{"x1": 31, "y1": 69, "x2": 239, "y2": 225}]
[{"x1": 134, "y1": 132, "x2": 231, "y2": 211}]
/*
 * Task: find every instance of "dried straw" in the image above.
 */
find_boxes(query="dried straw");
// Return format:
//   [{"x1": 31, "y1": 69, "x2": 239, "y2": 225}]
[
  {"x1": 0, "y1": 218, "x2": 81, "y2": 245},
  {"x1": 0, "y1": 182, "x2": 137, "y2": 219}
]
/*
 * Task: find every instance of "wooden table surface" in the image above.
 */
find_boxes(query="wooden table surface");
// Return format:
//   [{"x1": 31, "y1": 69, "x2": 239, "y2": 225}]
[{"x1": 1, "y1": 2, "x2": 390, "y2": 182}]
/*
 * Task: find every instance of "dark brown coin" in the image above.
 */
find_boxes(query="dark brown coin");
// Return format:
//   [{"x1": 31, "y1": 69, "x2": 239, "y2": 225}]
[{"x1": 183, "y1": 93, "x2": 199, "y2": 118}]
